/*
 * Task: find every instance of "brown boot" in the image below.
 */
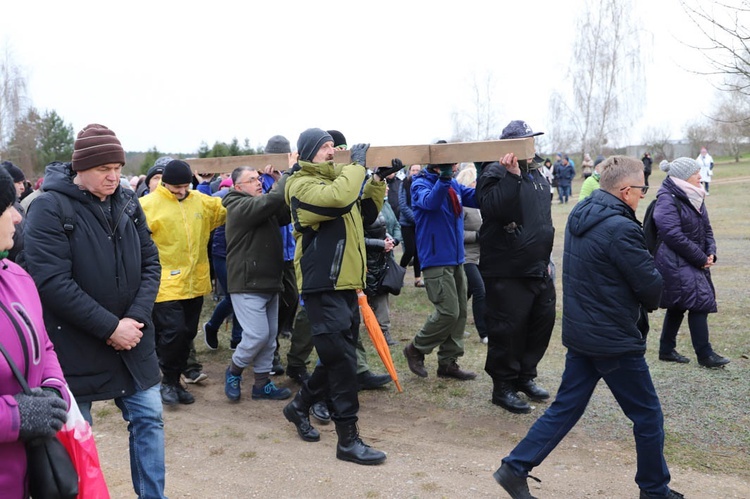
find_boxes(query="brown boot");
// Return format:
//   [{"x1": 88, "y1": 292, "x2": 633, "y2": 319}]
[
  {"x1": 437, "y1": 361, "x2": 477, "y2": 380},
  {"x1": 403, "y1": 343, "x2": 428, "y2": 377}
]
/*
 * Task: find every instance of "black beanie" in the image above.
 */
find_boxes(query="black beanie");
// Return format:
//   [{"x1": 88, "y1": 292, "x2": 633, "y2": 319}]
[
  {"x1": 161, "y1": 160, "x2": 193, "y2": 185},
  {"x1": 327, "y1": 130, "x2": 347, "y2": 149},
  {"x1": 1, "y1": 161, "x2": 25, "y2": 183},
  {"x1": 297, "y1": 128, "x2": 334, "y2": 162},
  {"x1": 265, "y1": 135, "x2": 291, "y2": 154},
  {"x1": 0, "y1": 168, "x2": 16, "y2": 209}
]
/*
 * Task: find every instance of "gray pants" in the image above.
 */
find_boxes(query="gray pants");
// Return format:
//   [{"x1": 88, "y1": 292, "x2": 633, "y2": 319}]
[{"x1": 230, "y1": 292, "x2": 279, "y2": 373}]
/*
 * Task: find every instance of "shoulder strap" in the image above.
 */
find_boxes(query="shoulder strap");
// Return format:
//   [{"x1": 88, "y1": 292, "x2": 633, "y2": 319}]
[
  {"x1": 0, "y1": 302, "x2": 32, "y2": 393},
  {"x1": 54, "y1": 192, "x2": 77, "y2": 234}
]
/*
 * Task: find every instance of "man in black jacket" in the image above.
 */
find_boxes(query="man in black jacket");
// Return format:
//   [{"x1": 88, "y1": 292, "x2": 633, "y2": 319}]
[
  {"x1": 493, "y1": 156, "x2": 683, "y2": 499},
  {"x1": 477, "y1": 120, "x2": 555, "y2": 414},
  {"x1": 23, "y1": 124, "x2": 166, "y2": 499}
]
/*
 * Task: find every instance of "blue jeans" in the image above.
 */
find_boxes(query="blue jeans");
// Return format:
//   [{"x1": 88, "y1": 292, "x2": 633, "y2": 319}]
[
  {"x1": 503, "y1": 351, "x2": 671, "y2": 496},
  {"x1": 207, "y1": 256, "x2": 242, "y2": 344},
  {"x1": 79, "y1": 385, "x2": 167, "y2": 499},
  {"x1": 557, "y1": 184, "x2": 571, "y2": 203}
]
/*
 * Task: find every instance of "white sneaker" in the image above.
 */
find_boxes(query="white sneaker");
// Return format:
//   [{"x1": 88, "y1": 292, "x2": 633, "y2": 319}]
[
  {"x1": 183, "y1": 371, "x2": 208, "y2": 384},
  {"x1": 482, "y1": 337, "x2": 489, "y2": 345}
]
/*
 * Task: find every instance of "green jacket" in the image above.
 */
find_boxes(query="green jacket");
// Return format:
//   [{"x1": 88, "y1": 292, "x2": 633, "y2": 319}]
[
  {"x1": 578, "y1": 173, "x2": 600, "y2": 202},
  {"x1": 285, "y1": 161, "x2": 385, "y2": 293},
  {"x1": 223, "y1": 176, "x2": 291, "y2": 294}
]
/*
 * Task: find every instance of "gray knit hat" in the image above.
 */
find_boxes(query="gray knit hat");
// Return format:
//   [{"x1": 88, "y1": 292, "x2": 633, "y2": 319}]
[
  {"x1": 297, "y1": 128, "x2": 333, "y2": 162},
  {"x1": 265, "y1": 135, "x2": 291, "y2": 154},
  {"x1": 660, "y1": 157, "x2": 700, "y2": 181}
]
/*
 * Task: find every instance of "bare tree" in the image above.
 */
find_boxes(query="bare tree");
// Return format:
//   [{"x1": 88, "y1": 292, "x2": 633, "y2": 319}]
[
  {"x1": 711, "y1": 86, "x2": 750, "y2": 161},
  {"x1": 683, "y1": 118, "x2": 716, "y2": 157},
  {"x1": 0, "y1": 46, "x2": 28, "y2": 156},
  {"x1": 548, "y1": 0, "x2": 646, "y2": 159},
  {"x1": 451, "y1": 72, "x2": 502, "y2": 142},
  {"x1": 641, "y1": 124, "x2": 674, "y2": 161}
]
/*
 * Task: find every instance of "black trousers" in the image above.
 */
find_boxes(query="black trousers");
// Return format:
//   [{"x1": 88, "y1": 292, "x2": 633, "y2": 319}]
[
  {"x1": 484, "y1": 276, "x2": 556, "y2": 383},
  {"x1": 300, "y1": 290, "x2": 360, "y2": 424},
  {"x1": 153, "y1": 297, "x2": 204, "y2": 385},
  {"x1": 274, "y1": 261, "x2": 300, "y2": 364},
  {"x1": 399, "y1": 224, "x2": 421, "y2": 279}
]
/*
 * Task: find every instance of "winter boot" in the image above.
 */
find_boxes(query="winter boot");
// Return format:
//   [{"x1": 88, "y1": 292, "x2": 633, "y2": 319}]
[{"x1": 335, "y1": 421, "x2": 386, "y2": 465}]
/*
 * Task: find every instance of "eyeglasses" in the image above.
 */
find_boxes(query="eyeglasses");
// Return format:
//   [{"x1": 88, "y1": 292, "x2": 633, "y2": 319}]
[
  {"x1": 620, "y1": 185, "x2": 649, "y2": 195},
  {"x1": 236, "y1": 177, "x2": 261, "y2": 186}
]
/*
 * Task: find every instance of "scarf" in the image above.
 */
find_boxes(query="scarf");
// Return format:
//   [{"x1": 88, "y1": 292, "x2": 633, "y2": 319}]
[
  {"x1": 672, "y1": 177, "x2": 705, "y2": 212},
  {"x1": 447, "y1": 187, "x2": 461, "y2": 217}
]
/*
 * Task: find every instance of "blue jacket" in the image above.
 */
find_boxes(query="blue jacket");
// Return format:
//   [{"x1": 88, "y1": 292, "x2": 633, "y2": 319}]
[
  {"x1": 398, "y1": 176, "x2": 416, "y2": 226},
  {"x1": 562, "y1": 189, "x2": 662, "y2": 357},
  {"x1": 262, "y1": 173, "x2": 296, "y2": 262},
  {"x1": 211, "y1": 189, "x2": 230, "y2": 259},
  {"x1": 555, "y1": 162, "x2": 576, "y2": 187},
  {"x1": 411, "y1": 169, "x2": 478, "y2": 269}
]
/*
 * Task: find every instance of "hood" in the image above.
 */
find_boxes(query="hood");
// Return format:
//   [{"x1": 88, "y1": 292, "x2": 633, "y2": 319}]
[
  {"x1": 42, "y1": 161, "x2": 115, "y2": 205},
  {"x1": 567, "y1": 189, "x2": 637, "y2": 238}
]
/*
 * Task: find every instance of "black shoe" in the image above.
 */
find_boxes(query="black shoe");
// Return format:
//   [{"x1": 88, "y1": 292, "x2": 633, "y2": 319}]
[
  {"x1": 160, "y1": 384, "x2": 180, "y2": 406},
  {"x1": 492, "y1": 383, "x2": 531, "y2": 414},
  {"x1": 357, "y1": 371, "x2": 392, "y2": 390},
  {"x1": 287, "y1": 368, "x2": 310, "y2": 385},
  {"x1": 283, "y1": 396, "x2": 320, "y2": 442},
  {"x1": 493, "y1": 462, "x2": 538, "y2": 499},
  {"x1": 639, "y1": 488, "x2": 685, "y2": 498},
  {"x1": 403, "y1": 343, "x2": 428, "y2": 378},
  {"x1": 203, "y1": 322, "x2": 218, "y2": 350},
  {"x1": 698, "y1": 352, "x2": 730, "y2": 368},
  {"x1": 659, "y1": 350, "x2": 690, "y2": 364},
  {"x1": 175, "y1": 385, "x2": 195, "y2": 404},
  {"x1": 335, "y1": 422, "x2": 387, "y2": 465},
  {"x1": 437, "y1": 362, "x2": 477, "y2": 380},
  {"x1": 279, "y1": 328, "x2": 292, "y2": 340},
  {"x1": 270, "y1": 361, "x2": 285, "y2": 376},
  {"x1": 310, "y1": 401, "x2": 331, "y2": 425},
  {"x1": 383, "y1": 330, "x2": 398, "y2": 346},
  {"x1": 514, "y1": 379, "x2": 550, "y2": 401},
  {"x1": 229, "y1": 339, "x2": 240, "y2": 351}
]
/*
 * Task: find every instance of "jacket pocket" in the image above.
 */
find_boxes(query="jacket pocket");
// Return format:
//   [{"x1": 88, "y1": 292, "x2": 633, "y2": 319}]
[{"x1": 329, "y1": 239, "x2": 345, "y2": 283}]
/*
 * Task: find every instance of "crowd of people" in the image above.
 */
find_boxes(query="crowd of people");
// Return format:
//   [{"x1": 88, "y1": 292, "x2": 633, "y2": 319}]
[{"x1": 0, "y1": 121, "x2": 727, "y2": 498}]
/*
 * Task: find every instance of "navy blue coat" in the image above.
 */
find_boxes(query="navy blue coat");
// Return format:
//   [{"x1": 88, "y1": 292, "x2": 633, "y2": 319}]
[
  {"x1": 654, "y1": 177, "x2": 717, "y2": 313},
  {"x1": 562, "y1": 189, "x2": 662, "y2": 357}
]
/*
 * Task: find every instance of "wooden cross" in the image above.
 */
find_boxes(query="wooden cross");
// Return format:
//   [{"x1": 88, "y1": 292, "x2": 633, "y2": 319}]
[{"x1": 183, "y1": 138, "x2": 536, "y2": 174}]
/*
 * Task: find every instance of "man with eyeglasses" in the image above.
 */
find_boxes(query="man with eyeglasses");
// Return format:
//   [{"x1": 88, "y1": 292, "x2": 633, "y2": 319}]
[{"x1": 494, "y1": 156, "x2": 683, "y2": 499}]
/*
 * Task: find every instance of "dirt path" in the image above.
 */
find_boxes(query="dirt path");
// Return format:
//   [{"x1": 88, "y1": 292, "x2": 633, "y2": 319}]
[{"x1": 90, "y1": 363, "x2": 749, "y2": 498}]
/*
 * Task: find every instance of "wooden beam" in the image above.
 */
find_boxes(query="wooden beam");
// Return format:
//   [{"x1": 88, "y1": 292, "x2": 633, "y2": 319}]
[{"x1": 184, "y1": 138, "x2": 536, "y2": 174}]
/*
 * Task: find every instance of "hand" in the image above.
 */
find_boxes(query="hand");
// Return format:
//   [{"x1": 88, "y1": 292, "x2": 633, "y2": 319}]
[
  {"x1": 107, "y1": 318, "x2": 144, "y2": 351},
  {"x1": 14, "y1": 388, "x2": 68, "y2": 440},
  {"x1": 439, "y1": 163, "x2": 454, "y2": 179},
  {"x1": 375, "y1": 158, "x2": 405, "y2": 181},
  {"x1": 384, "y1": 238, "x2": 395, "y2": 252},
  {"x1": 263, "y1": 164, "x2": 281, "y2": 181},
  {"x1": 704, "y1": 254, "x2": 715, "y2": 268},
  {"x1": 350, "y1": 143, "x2": 370, "y2": 167},
  {"x1": 288, "y1": 152, "x2": 300, "y2": 170},
  {"x1": 500, "y1": 153, "x2": 521, "y2": 176}
]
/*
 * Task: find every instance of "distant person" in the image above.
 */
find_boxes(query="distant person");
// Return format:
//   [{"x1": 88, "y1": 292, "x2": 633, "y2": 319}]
[
  {"x1": 655, "y1": 158, "x2": 729, "y2": 368},
  {"x1": 0, "y1": 161, "x2": 26, "y2": 262},
  {"x1": 540, "y1": 158, "x2": 554, "y2": 202},
  {"x1": 642, "y1": 152, "x2": 653, "y2": 186},
  {"x1": 399, "y1": 163, "x2": 424, "y2": 287},
  {"x1": 580, "y1": 153, "x2": 594, "y2": 179},
  {"x1": 493, "y1": 156, "x2": 683, "y2": 499},
  {"x1": 138, "y1": 156, "x2": 172, "y2": 197},
  {"x1": 555, "y1": 155, "x2": 575, "y2": 204},
  {"x1": 696, "y1": 147, "x2": 713, "y2": 194},
  {"x1": 578, "y1": 159, "x2": 604, "y2": 201}
]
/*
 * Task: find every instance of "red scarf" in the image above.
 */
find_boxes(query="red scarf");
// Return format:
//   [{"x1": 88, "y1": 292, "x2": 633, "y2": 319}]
[{"x1": 447, "y1": 187, "x2": 461, "y2": 217}]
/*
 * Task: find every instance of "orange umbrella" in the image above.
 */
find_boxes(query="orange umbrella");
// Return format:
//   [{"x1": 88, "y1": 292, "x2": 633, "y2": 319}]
[{"x1": 357, "y1": 290, "x2": 403, "y2": 392}]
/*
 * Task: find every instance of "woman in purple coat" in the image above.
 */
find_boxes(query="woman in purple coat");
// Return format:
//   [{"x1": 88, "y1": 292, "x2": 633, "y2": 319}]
[
  {"x1": 654, "y1": 158, "x2": 729, "y2": 368},
  {"x1": 0, "y1": 167, "x2": 71, "y2": 498}
]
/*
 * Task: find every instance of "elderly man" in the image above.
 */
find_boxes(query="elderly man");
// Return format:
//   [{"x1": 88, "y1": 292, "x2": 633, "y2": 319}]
[
  {"x1": 477, "y1": 120, "x2": 556, "y2": 414},
  {"x1": 493, "y1": 156, "x2": 683, "y2": 499},
  {"x1": 282, "y1": 128, "x2": 401, "y2": 465},
  {"x1": 24, "y1": 124, "x2": 166, "y2": 498},
  {"x1": 140, "y1": 159, "x2": 226, "y2": 406},
  {"x1": 222, "y1": 164, "x2": 292, "y2": 402}
]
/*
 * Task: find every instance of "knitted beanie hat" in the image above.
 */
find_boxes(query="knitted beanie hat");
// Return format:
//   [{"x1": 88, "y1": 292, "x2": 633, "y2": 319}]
[
  {"x1": 660, "y1": 157, "x2": 700, "y2": 181},
  {"x1": 0, "y1": 167, "x2": 15, "y2": 209},
  {"x1": 327, "y1": 130, "x2": 347, "y2": 149},
  {"x1": 265, "y1": 135, "x2": 291, "y2": 154},
  {"x1": 145, "y1": 156, "x2": 173, "y2": 187},
  {"x1": 161, "y1": 160, "x2": 193, "y2": 185},
  {"x1": 72, "y1": 124, "x2": 126, "y2": 171},
  {"x1": 297, "y1": 128, "x2": 334, "y2": 162},
  {"x1": 1, "y1": 161, "x2": 25, "y2": 183}
]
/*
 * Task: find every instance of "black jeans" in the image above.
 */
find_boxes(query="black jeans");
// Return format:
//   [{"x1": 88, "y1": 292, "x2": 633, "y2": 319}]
[
  {"x1": 152, "y1": 297, "x2": 204, "y2": 385},
  {"x1": 484, "y1": 276, "x2": 556, "y2": 382},
  {"x1": 464, "y1": 263, "x2": 487, "y2": 338},
  {"x1": 659, "y1": 308, "x2": 712, "y2": 359},
  {"x1": 301, "y1": 291, "x2": 360, "y2": 424},
  {"x1": 399, "y1": 225, "x2": 421, "y2": 279}
]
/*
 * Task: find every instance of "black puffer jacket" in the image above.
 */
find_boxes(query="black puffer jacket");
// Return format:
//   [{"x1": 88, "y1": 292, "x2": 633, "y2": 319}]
[
  {"x1": 476, "y1": 162, "x2": 554, "y2": 278},
  {"x1": 23, "y1": 162, "x2": 161, "y2": 401},
  {"x1": 562, "y1": 189, "x2": 662, "y2": 357}
]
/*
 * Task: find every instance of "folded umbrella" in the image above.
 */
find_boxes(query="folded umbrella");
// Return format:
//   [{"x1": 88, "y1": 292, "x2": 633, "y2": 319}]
[{"x1": 357, "y1": 290, "x2": 403, "y2": 393}]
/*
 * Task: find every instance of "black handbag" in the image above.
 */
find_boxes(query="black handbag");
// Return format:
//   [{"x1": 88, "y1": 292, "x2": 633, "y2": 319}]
[
  {"x1": 0, "y1": 341, "x2": 78, "y2": 499},
  {"x1": 378, "y1": 253, "x2": 406, "y2": 296}
]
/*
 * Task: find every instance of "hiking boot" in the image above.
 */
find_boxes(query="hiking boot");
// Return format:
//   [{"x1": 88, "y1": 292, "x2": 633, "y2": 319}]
[
  {"x1": 252, "y1": 380, "x2": 292, "y2": 400},
  {"x1": 160, "y1": 384, "x2": 180, "y2": 406},
  {"x1": 229, "y1": 339, "x2": 240, "y2": 350},
  {"x1": 335, "y1": 422, "x2": 386, "y2": 465},
  {"x1": 659, "y1": 350, "x2": 690, "y2": 364},
  {"x1": 357, "y1": 371, "x2": 392, "y2": 390},
  {"x1": 403, "y1": 343, "x2": 428, "y2": 378},
  {"x1": 224, "y1": 367, "x2": 242, "y2": 402},
  {"x1": 283, "y1": 394, "x2": 320, "y2": 442},
  {"x1": 492, "y1": 383, "x2": 531, "y2": 414},
  {"x1": 698, "y1": 352, "x2": 730, "y2": 368},
  {"x1": 382, "y1": 329, "x2": 398, "y2": 346},
  {"x1": 437, "y1": 362, "x2": 477, "y2": 380},
  {"x1": 175, "y1": 385, "x2": 195, "y2": 405},
  {"x1": 639, "y1": 488, "x2": 685, "y2": 498},
  {"x1": 203, "y1": 322, "x2": 218, "y2": 350},
  {"x1": 311, "y1": 401, "x2": 331, "y2": 425},
  {"x1": 287, "y1": 367, "x2": 311, "y2": 385},
  {"x1": 514, "y1": 379, "x2": 550, "y2": 401},
  {"x1": 493, "y1": 462, "x2": 538, "y2": 499},
  {"x1": 183, "y1": 370, "x2": 208, "y2": 384}
]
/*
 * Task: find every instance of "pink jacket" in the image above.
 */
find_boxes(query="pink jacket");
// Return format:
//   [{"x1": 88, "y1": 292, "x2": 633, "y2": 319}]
[{"x1": 0, "y1": 259, "x2": 70, "y2": 499}]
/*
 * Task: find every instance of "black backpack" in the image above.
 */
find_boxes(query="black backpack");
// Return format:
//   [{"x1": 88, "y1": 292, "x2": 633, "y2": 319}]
[{"x1": 643, "y1": 193, "x2": 678, "y2": 255}]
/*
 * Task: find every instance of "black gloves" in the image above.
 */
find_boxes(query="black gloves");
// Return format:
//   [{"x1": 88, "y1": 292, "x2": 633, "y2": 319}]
[
  {"x1": 376, "y1": 158, "x2": 405, "y2": 180},
  {"x1": 350, "y1": 143, "x2": 370, "y2": 167},
  {"x1": 14, "y1": 388, "x2": 67, "y2": 440},
  {"x1": 283, "y1": 163, "x2": 302, "y2": 177},
  {"x1": 439, "y1": 163, "x2": 454, "y2": 180}
]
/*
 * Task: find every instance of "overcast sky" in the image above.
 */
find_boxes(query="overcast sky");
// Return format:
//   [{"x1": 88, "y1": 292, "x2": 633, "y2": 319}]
[{"x1": 1, "y1": 0, "x2": 719, "y2": 155}]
